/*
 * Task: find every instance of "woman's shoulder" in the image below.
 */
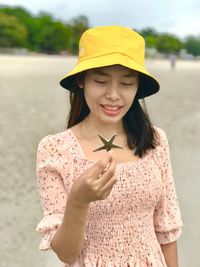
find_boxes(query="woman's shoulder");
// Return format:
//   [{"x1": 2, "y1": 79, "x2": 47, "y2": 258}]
[
  {"x1": 152, "y1": 125, "x2": 169, "y2": 148},
  {"x1": 37, "y1": 129, "x2": 73, "y2": 151}
]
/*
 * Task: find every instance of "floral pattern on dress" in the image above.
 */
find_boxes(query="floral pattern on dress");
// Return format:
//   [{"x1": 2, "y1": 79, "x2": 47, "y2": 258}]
[{"x1": 35, "y1": 126, "x2": 183, "y2": 267}]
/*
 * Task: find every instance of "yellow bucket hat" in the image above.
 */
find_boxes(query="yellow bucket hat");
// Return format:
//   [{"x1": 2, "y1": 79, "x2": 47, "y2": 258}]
[{"x1": 60, "y1": 25, "x2": 160, "y2": 99}]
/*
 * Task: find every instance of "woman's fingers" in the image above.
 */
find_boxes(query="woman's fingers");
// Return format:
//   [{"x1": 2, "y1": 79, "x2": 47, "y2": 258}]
[
  {"x1": 100, "y1": 174, "x2": 117, "y2": 199},
  {"x1": 72, "y1": 152, "x2": 117, "y2": 203},
  {"x1": 90, "y1": 153, "x2": 113, "y2": 179},
  {"x1": 98, "y1": 157, "x2": 117, "y2": 187}
]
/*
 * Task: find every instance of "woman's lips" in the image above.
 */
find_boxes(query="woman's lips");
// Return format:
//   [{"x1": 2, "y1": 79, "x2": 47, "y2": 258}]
[{"x1": 100, "y1": 105, "x2": 123, "y2": 116}]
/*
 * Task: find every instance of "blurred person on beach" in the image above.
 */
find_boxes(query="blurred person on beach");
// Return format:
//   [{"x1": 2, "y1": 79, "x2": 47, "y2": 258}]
[
  {"x1": 169, "y1": 54, "x2": 177, "y2": 70},
  {"x1": 35, "y1": 26, "x2": 183, "y2": 267}
]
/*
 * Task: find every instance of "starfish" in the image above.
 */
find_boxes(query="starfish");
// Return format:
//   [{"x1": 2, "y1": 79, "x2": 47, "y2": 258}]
[{"x1": 93, "y1": 134, "x2": 124, "y2": 152}]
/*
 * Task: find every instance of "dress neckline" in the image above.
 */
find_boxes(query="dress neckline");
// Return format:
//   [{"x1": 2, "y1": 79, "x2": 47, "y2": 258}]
[{"x1": 67, "y1": 128, "x2": 152, "y2": 167}]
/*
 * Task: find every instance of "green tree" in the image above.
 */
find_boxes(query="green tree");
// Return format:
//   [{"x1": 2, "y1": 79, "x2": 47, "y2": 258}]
[
  {"x1": 68, "y1": 15, "x2": 89, "y2": 54},
  {"x1": 145, "y1": 35, "x2": 158, "y2": 48},
  {"x1": 140, "y1": 27, "x2": 158, "y2": 38},
  {"x1": 0, "y1": 6, "x2": 72, "y2": 53},
  {"x1": 139, "y1": 27, "x2": 158, "y2": 48},
  {"x1": 0, "y1": 12, "x2": 27, "y2": 47},
  {"x1": 0, "y1": 5, "x2": 32, "y2": 22},
  {"x1": 156, "y1": 34, "x2": 183, "y2": 54},
  {"x1": 31, "y1": 12, "x2": 71, "y2": 53},
  {"x1": 0, "y1": 5, "x2": 32, "y2": 47},
  {"x1": 184, "y1": 36, "x2": 200, "y2": 56}
]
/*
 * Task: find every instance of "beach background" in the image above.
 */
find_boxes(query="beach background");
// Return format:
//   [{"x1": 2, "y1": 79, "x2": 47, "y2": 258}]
[{"x1": 0, "y1": 54, "x2": 199, "y2": 267}]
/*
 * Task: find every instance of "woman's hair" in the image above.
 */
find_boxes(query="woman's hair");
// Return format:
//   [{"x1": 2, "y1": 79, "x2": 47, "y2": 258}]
[{"x1": 66, "y1": 71, "x2": 158, "y2": 157}]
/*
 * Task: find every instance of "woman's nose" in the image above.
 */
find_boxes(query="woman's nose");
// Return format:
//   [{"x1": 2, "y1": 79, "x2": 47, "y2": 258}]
[{"x1": 105, "y1": 84, "x2": 120, "y2": 100}]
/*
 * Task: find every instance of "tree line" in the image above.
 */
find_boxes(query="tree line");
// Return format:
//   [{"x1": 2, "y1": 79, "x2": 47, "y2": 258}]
[{"x1": 0, "y1": 5, "x2": 200, "y2": 56}]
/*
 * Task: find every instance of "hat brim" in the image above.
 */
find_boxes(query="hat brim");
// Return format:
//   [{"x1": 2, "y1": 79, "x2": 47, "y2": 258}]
[{"x1": 60, "y1": 53, "x2": 160, "y2": 99}]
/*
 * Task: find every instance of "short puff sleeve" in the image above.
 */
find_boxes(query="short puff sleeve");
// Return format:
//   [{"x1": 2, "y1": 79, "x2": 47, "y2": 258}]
[{"x1": 153, "y1": 127, "x2": 183, "y2": 245}]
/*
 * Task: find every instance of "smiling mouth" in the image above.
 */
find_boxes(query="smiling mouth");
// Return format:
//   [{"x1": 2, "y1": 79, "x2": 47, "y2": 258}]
[
  {"x1": 101, "y1": 105, "x2": 122, "y2": 111},
  {"x1": 100, "y1": 105, "x2": 123, "y2": 116}
]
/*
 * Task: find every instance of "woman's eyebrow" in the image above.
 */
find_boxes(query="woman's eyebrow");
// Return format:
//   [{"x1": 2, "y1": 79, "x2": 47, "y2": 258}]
[
  {"x1": 92, "y1": 70, "x2": 109, "y2": 76},
  {"x1": 92, "y1": 70, "x2": 137, "y2": 77},
  {"x1": 122, "y1": 73, "x2": 137, "y2": 77}
]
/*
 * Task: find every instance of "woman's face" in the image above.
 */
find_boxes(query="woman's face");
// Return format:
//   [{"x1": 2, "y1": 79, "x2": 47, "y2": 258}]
[{"x1": 80, "y1": 64, "x2": 139, "y2": 125}]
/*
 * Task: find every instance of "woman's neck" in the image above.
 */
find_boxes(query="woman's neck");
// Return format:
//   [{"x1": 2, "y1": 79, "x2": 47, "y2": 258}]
[{"x1": 81, "y1": 115, "x2": 126, "y2": 139}]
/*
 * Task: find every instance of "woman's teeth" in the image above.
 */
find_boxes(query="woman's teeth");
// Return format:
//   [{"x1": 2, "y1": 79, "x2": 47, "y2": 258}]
[{"x1": 102, "y1": 105, "x2": 120, "y2": 110}]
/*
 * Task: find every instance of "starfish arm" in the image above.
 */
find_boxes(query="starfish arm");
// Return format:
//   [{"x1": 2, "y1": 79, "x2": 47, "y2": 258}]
[
  {"x1": 98, "y1": 135, "x2": 109, "y2": 145},
  {"x1": 109, "y1": 134, "x2": 117, "y2": 143},
  {"x1": 111, "y1": 144, "x2": 124, "y2": 149},
  {"x1": 93, "y1": 145, "x2": 107, "y2": 152},
  {"x1": 94, "y1": 134, "x2": 124, "y2": 152}
]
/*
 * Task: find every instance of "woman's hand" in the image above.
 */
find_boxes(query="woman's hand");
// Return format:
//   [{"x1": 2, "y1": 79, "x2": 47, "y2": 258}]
[{"x1": 68, "y1": 152, "x2": 117, "y2": 206}]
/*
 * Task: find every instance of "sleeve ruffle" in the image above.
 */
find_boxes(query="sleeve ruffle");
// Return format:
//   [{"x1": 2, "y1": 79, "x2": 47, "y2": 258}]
[
  {"x1": 155, "y1": 227, "x2": 183, "y2": 244},
  {"x1": 36, "y1": 214, "x2": 64, "y2": 250},
  {"x1": 153, "y1": 126, "x2": 184, "y2": 245},
  {"x1": 36, "y1": 213, "x2": 88, "y2": 251}
]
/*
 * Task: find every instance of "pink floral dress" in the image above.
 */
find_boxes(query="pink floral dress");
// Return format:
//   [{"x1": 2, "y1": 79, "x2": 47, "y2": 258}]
[{"x1": 36, "y1": 126, "x2": 183, "y2": 267}]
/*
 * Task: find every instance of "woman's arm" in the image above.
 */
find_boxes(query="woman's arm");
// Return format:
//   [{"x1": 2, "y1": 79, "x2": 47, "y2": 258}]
[
  {"x1": 51, "y1": 197, "x2": 89, "y2": 264},
  {"x1": 51, "y1": 153, "x2": 116, "y2": 264},
  {"x1": 161, "y1": 241, "x2": 179, "y2": 267}
]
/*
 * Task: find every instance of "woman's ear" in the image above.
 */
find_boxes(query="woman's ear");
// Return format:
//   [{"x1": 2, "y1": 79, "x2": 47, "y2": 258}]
[
  {"x1": 76, "y1": 72, "x2": 85, "y2": 88},
  {"x1": 79, "y1": 83, "x2": 84, "y2": 88}
]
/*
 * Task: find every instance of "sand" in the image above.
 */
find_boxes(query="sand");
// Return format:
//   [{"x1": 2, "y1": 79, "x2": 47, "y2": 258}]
[{"x1": 0, "y1": 55, "x2": 199, "y2": 267}]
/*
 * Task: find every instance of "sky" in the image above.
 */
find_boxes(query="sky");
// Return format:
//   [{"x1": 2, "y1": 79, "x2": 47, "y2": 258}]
[{"x1": 0, "y1": 0, "x2": 200, "y2": 39}]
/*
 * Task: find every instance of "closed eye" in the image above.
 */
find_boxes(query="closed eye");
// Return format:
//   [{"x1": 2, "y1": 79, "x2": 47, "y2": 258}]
[
  {"x1": 95, "y1": 80, "x2": 133, "y2": 86},
  {"x1": 94, "y1": 80, "x2": 107, "y2": 84},
  {"x1": 121, "y1": 83, "x2": 133, "y2": 86}
]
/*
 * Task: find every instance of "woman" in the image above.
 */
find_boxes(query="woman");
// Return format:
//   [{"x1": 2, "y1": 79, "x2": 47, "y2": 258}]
[{"x1": 36, "y1": 25, "x2": 183, "y2": 267}]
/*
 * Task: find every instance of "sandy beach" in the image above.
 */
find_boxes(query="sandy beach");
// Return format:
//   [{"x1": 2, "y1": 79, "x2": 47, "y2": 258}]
[{"x1": 0, "y1": 55, "x2": 199, "y2": 267}]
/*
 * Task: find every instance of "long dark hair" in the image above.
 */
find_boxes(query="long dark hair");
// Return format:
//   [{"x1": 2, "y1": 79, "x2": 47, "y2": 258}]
[{"x1": 66, "y1": 72, "x2": 158, "y2": 157}]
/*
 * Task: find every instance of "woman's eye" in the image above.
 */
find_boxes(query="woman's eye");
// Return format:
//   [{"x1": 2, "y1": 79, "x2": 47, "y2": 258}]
[
  {"x1": 121, "y1": 83, "x2": 133, "y2": 86},
  {"x1": 94, "y1": 80, "x2": 133, "y2": 86},
  {"x1": 94, "y1": 80, "x2": 107, "y2": 84}
]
